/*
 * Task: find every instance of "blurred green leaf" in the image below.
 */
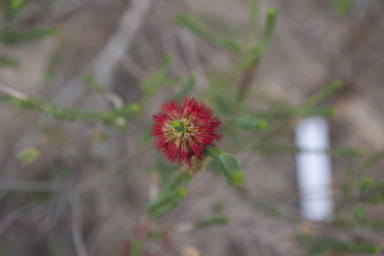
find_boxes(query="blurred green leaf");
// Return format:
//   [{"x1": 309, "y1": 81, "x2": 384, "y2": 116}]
[
  {"x1": 0, "y1": 27, "x2": 60, "y2": 45},
  {"x1": 18, "y1": 146, "x2": 40, "y2": 165},
  {"x1": 82, "y1": 73, "x2": 105, "y2": 93},
  {"x1": 10, "y1": 0, "x2": 29, "y2": 10},
  {"x1": 198, "y1": 215, "x2": 230, "y2": 227}
]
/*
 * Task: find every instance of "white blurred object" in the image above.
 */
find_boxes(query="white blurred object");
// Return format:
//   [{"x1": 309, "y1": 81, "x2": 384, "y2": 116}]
[{"x1": 296, "y1": 117, "x2": 333, "y2": 221}]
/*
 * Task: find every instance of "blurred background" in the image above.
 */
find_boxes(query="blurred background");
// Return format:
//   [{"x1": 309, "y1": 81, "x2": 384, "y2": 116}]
[{"x1": 1, "y1": 0, "x2": 384, "y2": 255}]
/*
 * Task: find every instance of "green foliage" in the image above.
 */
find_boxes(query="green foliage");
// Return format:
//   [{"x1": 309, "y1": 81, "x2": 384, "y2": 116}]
[
  {"x1": 198, "y1": 215, "x2": 230, "y2": 227},
  {"x1": 302, "y1": 80, "x2": 343, "y2": 108},
  {"x1": 354, "y1": 147, "x2": 384, "y2": 176},
  {"x1": 296, "y1": 234, "x2": 380, "y2": 256},
  {"x1": 353, "y1": 204, "x2": 374, "y2": 228},
  {"x1": 0, "y1": 27, "x2": 60, "y2": 45},
  {"x1": 247, "y1": 1, "x2": 259, "y2": 47},
  {"x1": 0, "y1": 94, "x2": 139, "y2": 125},
  {"x1": 129, "y1": 239, "x2": 144, "y2": 256},
  {"x1": 0, "y1": 53, "x2": 20, "y2": 68},
  {"x1": 142, "y1": 54, "x2": 173, "y2": 94},
  {"x1": 2, "y1": 0, "x2": 29, "y2": 21},
  {"x1": 146, "y1": 170, "x2": 192, "y2": 218},
  {"x1": 235, "y1": 7, "x2": 277, "y2": 74},
  {"x1": 234, "y1": 116, "x2": 267, "y2": 131},
  {"x1": 17, "y1": 146, "x2": 40, "y2": 165},
  {"x1": 10, "y1": 0, "x2": 29, "y2": 10},
  {"x1": 261, "y1": 8, "x2": 277, "y2": 49},
  {"x1": 176, "y1": 14, "x2": 243, "y2": 52},
  {"x1": 146, "y1": 188, "x2": 186, "y2": 218},
  {"x1": 165, "y1": 170, "x2": 193, "y2": 192},
  {"x1": 333, "y1": 0, "x2": 354, "y2": 15},
  {"x1": 82, "y1": 73, "x2": 105, "y2": 93},
  {"x1": 359, "y1": 177, "x2": 374, "y2": 195},
  {"x1": 45, "y1": 39, "x2": 64, "y2": 86}
]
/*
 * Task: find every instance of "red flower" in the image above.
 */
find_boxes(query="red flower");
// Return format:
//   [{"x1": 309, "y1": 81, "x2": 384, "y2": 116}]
[{"x1": 152, "y1": 96, "x2": 223, "y2": 165}]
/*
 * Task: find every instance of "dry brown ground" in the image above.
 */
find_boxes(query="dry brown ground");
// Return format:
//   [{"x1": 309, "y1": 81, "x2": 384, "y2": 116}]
[{"x1": 0, "y1": 0, "x2": 384, "y2": 255}]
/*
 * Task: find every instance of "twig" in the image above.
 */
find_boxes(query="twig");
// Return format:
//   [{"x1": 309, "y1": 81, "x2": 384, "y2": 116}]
[
  {"x1": 69, "y1": 196, "x2": 89, "y2": 256},
  {"x1": 176, "y1": 28, "x2": 209, "y2": 89},
  {"x1": 136, "y1": 34, "x2": 157, "y2": 71},
  {"x1": 0, "y1": 180, "x2": 62, "y2": 192},
  {"x1": 73, "y1": 142, "x2": 151, "y2": 195},
  {"x1": 0, "y1": 83, "x2": 27, "y2": 100},
  {"x1": 0, "y1": 204, "x2": 33, "y2": 235},
  {"x1": 120, "y1": 56, "x2": 148, "y2": 81},
  {"x1": 0, "y1": 0, "x2": 153, "y2": 202},
  {"x1": 92, "y1": 0, "x2": 153, "y2": 87}
]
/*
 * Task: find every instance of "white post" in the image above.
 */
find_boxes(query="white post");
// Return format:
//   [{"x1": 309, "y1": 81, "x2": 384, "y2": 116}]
[{"x1": 296, "y1": 117, "x2": 333, "y2": 221}]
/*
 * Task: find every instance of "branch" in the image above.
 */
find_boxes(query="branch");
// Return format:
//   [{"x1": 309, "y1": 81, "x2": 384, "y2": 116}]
[
  {"x1": 0, "y1": 180, "x2": 62, "y2": 192},
  {"x1": 0, "y1": 83, "x2": 27, "y2": 100},
  {"x1": 69, "y1": 196, "x2": 89, "y2": 256},
  {"x1": 92, "y1": 0, "x2": 152, "y2": 87}
]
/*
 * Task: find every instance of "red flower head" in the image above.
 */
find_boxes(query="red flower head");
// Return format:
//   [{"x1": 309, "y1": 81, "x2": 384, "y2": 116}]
[{"x1": 152, "y1": 96, "x2": 223, "y2": 165}]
